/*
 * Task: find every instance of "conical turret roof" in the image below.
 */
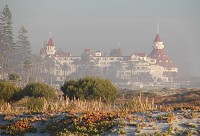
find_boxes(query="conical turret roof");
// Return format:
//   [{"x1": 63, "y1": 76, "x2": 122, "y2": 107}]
[
  {"x1": 150, "y1": 33, "x2": 176, "y2": 68},
  {"x1": 47, "y1": 38, "x2": 54, "y2": 46},
  {"x1": 154, "y1": 34, "x2": 162, "y2": 42}
]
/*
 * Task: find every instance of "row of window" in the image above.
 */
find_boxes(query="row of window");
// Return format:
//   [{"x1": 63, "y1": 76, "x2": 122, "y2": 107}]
[
  {"x1": 156, "y1": 55, "x2": 168, "y2": 57},
  {"x1": 95, "y1": 57, "x2": 122, "y2": 61},
  {"x1": 158, "y1": 60, "x2": 172, "y2": 63}
]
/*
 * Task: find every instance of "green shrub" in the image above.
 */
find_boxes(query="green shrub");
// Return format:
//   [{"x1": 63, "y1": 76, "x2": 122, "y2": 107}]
[
  {"x1": 61, "y1": 76, "x2": 118, "y2": 103},
  {"x1": 21, "y1": 82, "x2": 56, "y2": 100},
  {"x1": 0, "y1": 99, "x2": 4, "y2": 106},
  {"x1": 27, "y1": 97, "x2": 46, "y2": 111},
  {"x1": 0, "y1": 81, "x2": 21, "y2": 102},
  {"x1": 8, "y1": 73, "x2": 20, "y2": 82}
]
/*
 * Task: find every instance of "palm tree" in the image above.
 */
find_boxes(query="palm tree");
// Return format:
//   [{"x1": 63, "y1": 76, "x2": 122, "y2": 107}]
[
  {"x1": 43, "y1": 56, "x2": 55, "y2": 84},
  {"x1": 79, "y1": 52, "x2": 98, "y2": 76},
  {"x1": 129, "y1": 60, "x2": 136, "y2": 80},
  {"x1": 31, "y1": 55, "x2": 43, "y2": 82},
  {"x1": 62, "y1": 63, "x2": 70, "y2": 83}
]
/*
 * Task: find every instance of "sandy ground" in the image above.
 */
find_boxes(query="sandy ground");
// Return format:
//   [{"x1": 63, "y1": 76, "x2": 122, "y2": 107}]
[
  {"x1": 0, "y1": 109, "x2": 199, "y2": 136},
  {"x1": 105, "y1": 110, "x2": 200, "y2": 136}
]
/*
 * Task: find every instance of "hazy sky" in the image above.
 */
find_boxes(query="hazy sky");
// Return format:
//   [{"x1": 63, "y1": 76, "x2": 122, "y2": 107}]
[{"x1": 0, "y1": 0, "x2": 200, "y2": 76}]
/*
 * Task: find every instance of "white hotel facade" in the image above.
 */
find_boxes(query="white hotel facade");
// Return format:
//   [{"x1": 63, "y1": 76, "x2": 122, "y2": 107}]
[{"x1": 39, "y1": 33, "x2": 178, "y2": 88}]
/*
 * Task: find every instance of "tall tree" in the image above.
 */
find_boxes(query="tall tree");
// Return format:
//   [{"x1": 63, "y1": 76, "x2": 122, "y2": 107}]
[
  {"x1": 15, "y1": 25, "x2": 31, "y2": 61},
  {"x1": 0, "y1": 5, "x2": 14, "y2": 79}
]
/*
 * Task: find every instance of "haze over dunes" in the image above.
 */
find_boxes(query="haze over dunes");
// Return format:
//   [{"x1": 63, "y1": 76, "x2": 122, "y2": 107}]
[{"x1": 0, "y1": 0, "x2": 200, "y2": 76}]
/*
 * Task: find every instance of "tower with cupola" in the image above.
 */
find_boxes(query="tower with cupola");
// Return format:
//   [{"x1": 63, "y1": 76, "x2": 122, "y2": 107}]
[
  {"x1": 149, "y1": 24, "x2": 178, "y2": 82},
  {"x1": 46, "y1": 32, "x2": 56, "y2": 55}
]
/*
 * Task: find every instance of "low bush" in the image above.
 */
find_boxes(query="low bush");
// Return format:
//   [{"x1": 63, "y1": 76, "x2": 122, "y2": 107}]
[
  {"x1": 0, "y1": 81, "x2": 22, "y2": 102},
  {"x1": 61, "y1": 76, "x2": 118, "y2": 103},
  {"x1": 21, "y1": 82, "x2": 56, "y2": 100},
  {"x1": 27, "y1": 97, "x2": 46, "y2": 111}
]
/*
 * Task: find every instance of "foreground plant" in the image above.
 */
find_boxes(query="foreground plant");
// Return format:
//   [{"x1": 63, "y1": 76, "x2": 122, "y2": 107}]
[
  {"x1": 3, "y1": 118, "x2": 36, "y2": 135},
  {"x1": 45, "y1": 111, "x2": 119, "y2": 135}
]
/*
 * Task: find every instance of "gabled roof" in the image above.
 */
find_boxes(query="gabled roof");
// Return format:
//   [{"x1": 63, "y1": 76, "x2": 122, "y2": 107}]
[
  {"x1": 39, "y1": 47, "x2": 47, "y2": 56},
  {"x1": 110, "y1": 47, "x2": 124, "y2": 57},
  {"x1": 47, "y1": 38, "x2": 54, "y2": 46},
  {"x1": 154, "y1": 34, "x2": 162, "y2": 42},
  {"x1": 118, "y1": 47, "x2": 124, "y2": 56},
  {"x1": 84, "y1": 49, "x2": 92, "y2": 52}
]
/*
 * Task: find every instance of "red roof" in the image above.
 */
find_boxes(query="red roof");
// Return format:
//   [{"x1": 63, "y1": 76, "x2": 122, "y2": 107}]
[
  {"x1": 149, "y1": 49, "x2": 176, "y2": 68},
  {"x1": 118, "y1": 47, "x2": 124, "y2": 56},
  {"x1": 84, "y1": 49, "x2": 92, "y2": 52},
  {"x1": 154, "y1": 34, "x2": 162, "y2": 42},
  {"x1": 39, "y1": 47, "x2": 47, "y2": 56},
  {"x1": 54, "y1": 50, "x2": 71, "y2": 57},
  {"x1": 47, "y1": 38, "x2": 54, "y2": 46},
  {"x1": 134, "y1": 53, "x2": 146, "y2": 57}
]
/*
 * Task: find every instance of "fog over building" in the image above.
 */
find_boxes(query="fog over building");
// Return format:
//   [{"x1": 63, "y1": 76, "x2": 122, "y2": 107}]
[
  {"x1": 0, "y1": 0, "x2": 199, "y2": 77},
  {"x1": 39, "y1": 30, "x2": 178, "y2": 88}
]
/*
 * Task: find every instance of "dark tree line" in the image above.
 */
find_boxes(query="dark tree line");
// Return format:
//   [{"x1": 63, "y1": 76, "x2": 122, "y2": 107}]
[{"x1": 0, "y1": 4, "x2": 66, "y2": 86}]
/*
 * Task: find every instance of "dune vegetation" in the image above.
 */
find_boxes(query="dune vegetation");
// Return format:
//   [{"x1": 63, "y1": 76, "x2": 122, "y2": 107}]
[{"x1": 0, "y1": 78, "x2": 199, "y2": 135}]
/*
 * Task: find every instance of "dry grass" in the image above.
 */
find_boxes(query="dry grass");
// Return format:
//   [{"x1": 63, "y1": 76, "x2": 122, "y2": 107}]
[
  {"x1": 0, "y1": 93, "x2": 157, "y2": 115},
  {"x1": 1, "y1": 89, "x2": 199, "y2": 115},
  {"x1": 0, "y1": 97, "x2": 118, "y2": 115},
  {"x1": 121, "y1": 93, "x2": 157, "y2": 112}
]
